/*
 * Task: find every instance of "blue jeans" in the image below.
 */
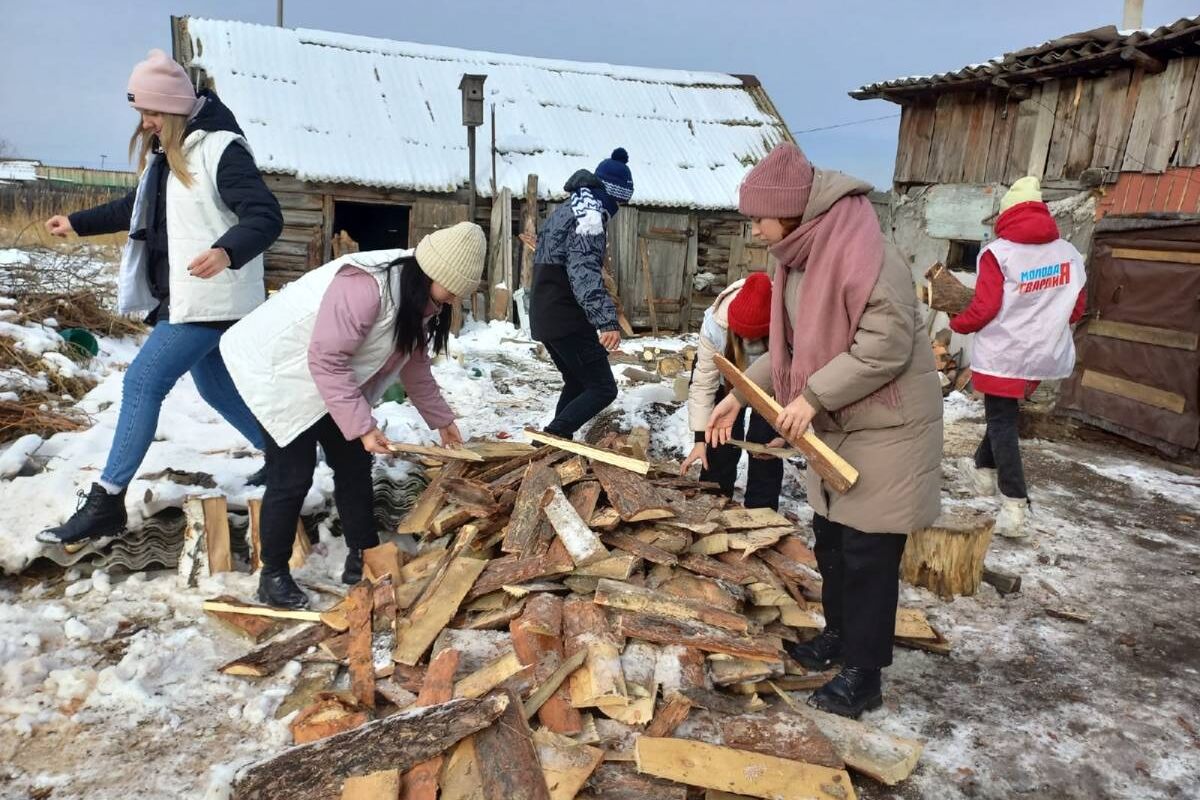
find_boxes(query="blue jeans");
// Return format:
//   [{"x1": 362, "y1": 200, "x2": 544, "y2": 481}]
[{"x1": 100, "y1": 320, "x2": 264, "y2": 488}]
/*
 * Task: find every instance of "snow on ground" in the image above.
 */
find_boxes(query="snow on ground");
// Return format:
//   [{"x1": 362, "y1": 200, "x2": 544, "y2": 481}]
[{"x1": 2, "y1": 303, "x2": 1199, "y2": 798}]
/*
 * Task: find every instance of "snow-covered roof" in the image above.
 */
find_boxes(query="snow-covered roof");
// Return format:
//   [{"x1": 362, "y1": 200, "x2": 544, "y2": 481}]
[
  {"x1": 182, "y1": 18, "x2": 791, "y2": 210},
  {"x1": 0, "y1": 160, "x2": 40, "y2": 182}
]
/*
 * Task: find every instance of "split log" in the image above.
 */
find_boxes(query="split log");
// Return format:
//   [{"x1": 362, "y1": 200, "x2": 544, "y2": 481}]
[
  {"x1": 397, "y1": 462, "x2": 468, "y2": 535},
  {"x1": 592, "y1": 462, "x2": 673, "y2": 522},
  {"x1": 720, "y1": 712, "x2": 842, "y2": 768},
  {"x1": 388, "y1": 442, "x2": 485, "y2": 462},
  {"x1": 523, "y1": 648, "x2": 588, "y2": 720},
  {"x1": 454, "y1": 651, "x2": 529, "y2": 699},
  {"x1": 443, "y1": 477, "x2": 504, "y2": 512},
  {"x1": 363, "y1": 542, "x2": 405, "y2": 585},
  {"x1": 614, "y1": 613, "x2": 781, "y2": 661},
  {"x1": 533, "y1": 729, "x2": 604, "y2": 800},
  {"x1": 554, "y1": 456, "x2": 589, "y2": 486},
  {"x1": 714, "y1": 355, "x2": 858, "y2": 493},
  {"x1": 220, "y1": 623, "x2": 333, "y2": 677},
  {"x1": 710, "y1": 658, "x2": 776, "y2": 687},
  {"x1": 542, "y1": 485, "x2": 609, "y2": 566},
  {"x1": 792, "y1": 704, "x2": 923, "y2": 786},
  {"x1": 690, "y1": 533, "x2": 729, "y2": 555},
  {"x1": 719, "y1": 508, "x2": 792, "y2": 531},
  {"x1": 230, "y1": 695, "x2": 509, "y2": 800},
  {"x1": 393, "y1": 556, "x2": 488, "y2": 665},
  {"x1": 401, "y1": 649, "x2": 460, "y2": 800},
  {"x1": 900, "y1": 509, "x2": 995, "y2": 598},
  {"x1": 563, "y1": 596, "x2": 627, "y2": 708},
  {"x1": 502, "y1": 462, "x2": 561, "y2": 555},
  {"x1": 566, "y1": 480, "x2": 602, "y2": 521},
  {"x1": 924, "y1": 262, "x2": 975, "y2": 316},
  {"x1": 633, "y1": 737, "x2": 856, "y2": 800},
  {"x1": 346, "y1": 581, "x2": 376, "y2": 709},
  {"x1": 602, "y1": 531, "x2": 678, "y2": 566},
  {"x1": 467, "y1": 545, "x2": 574, "y2": 601},
  {"x1": 474, "y1": 690, "x2": 552, "y2": 800},
  {"x1": 726, "y1": 440, "x2": 801, "y2": 459},
  {"x1": 678, "y1": 554, "x2": 758, "y2": 585},
  {"x1": 343, "y1": 770, "x2": 400, "y2": 799},
  {"x1": 594, "y1": 578, "x2": 749, "y2": 633},
  {"x1": 181, "y1": 494, "x2": 232, "y2": 584},
  {"x1": 644, "y1": 692, "x2": 692, "y2": 738},
  {"x1": 526, "y1": 429, "x2": 650, "y2": 475},
  {"x1": 291, "y1": 694, "x2": 371, "y2": 745},
  {"x1": 510, "y1": 593, "x2": 582, "y2": 733},
  {"x1": 277, "y1": 662, "x2": 340, "y2": 720},
  {"x1": 679, "y1": 688, "x2": 758, "y2": 716}
]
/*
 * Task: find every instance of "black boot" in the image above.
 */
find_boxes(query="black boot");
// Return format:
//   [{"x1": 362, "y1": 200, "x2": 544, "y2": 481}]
[
  {"x1": 257, "y1": 565, "x2": 310, "y2": 609},
  {"x1": 36, "y1": 483, "x2": 127, "y2": 545},
  {"x1": 342, "y1": 549, "x2": 364, "y2": 585},
  {"x1": 784, "y1": 628, "x2": 843, "y2": 671},
  {"x1": 808, "y1": 666, "x2": 883, "y2": 719},
  {"x1": 245, "y1": 465, "x2": 267, "y2": 487}
]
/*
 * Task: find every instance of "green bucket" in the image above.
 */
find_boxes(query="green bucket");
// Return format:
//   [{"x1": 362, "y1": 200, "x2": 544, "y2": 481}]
[{"x1": 59, "y1": 328, "x2": 99, "y2": 361}]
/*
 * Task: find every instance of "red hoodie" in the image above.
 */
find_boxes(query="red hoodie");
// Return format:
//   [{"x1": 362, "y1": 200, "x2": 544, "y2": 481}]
[{"x1": 949, "y1": 201, "x2": 1087, "y2": 398}]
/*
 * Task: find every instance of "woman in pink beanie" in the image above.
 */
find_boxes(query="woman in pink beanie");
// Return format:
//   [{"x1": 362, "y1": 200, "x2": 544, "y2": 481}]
[
  {"x1": 38, "y1": 49, "x2": 282, "y2": 547},
  {"x1": 706, "y1": 142, "x2": 943, "y2": 718}
]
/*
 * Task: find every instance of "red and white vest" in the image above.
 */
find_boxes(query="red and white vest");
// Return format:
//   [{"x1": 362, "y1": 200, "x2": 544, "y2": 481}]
[{"x1": 971, "y1": 238, "x2": 1085, "y2": 380}]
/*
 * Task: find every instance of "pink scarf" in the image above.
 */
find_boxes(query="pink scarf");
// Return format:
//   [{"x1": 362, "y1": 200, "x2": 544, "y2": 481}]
[{"x1": 768, "y1": 191, "x2": 898, "y2": 413}]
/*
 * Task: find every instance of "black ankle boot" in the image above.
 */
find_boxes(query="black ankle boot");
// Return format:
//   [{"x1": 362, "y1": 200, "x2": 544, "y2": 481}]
[
  {"x1": 245, "y1": 465, "x2": 267, "y2": 487},
  {"x1": 784, "y1": 628, "x2": 843, "y2": 671},
  {"x1": 36, "y1": 483, "x2": 127, "y2": 545},
  {"x1": 808, "y1": 666, "x2": 883, "y2": 719},
  {"x1": 257, "y1": 566, "x2": 310, "y2": 609},
  {"x1": 342, "y1": 549, "x2": 364, "y2": 585}
]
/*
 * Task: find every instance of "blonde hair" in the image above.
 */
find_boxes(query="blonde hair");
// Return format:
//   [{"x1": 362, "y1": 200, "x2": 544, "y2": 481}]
[{"x1": 129, "y1": 113, "x2": 194, "y2": 188}]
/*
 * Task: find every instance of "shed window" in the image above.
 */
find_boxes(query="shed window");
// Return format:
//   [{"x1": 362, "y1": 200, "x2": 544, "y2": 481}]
[{"x1": 946, "y1": 239, "x2": 982, "y2": 272}]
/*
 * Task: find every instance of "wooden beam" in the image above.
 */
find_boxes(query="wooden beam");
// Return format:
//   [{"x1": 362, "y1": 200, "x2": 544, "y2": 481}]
[
  {"x1": 230, "y1": 695, "x2": 510, "y2": 800},
  {"x1": 525, "y1": 429, "x2": 650, "y2": 475},
  {"x1": 1081, "y1": 369, "x2": 1186, "y2": 414},
  {"x1": 1111, "y1": 247, "x2": 1200, "y2": 265},
  {"x1": 1087, "y1": 319, "x2": 1199, "y2": 351},
  {"x1": 713, "y1": 355, "x2": 858, "y2": 493},
  {"x1": 633, "y1": 737, "x2": 857, "y2": 800}
]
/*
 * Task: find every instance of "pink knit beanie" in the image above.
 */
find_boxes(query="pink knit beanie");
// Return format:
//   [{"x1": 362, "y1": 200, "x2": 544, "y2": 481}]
[
  {"x1": 127, "y1": 49, "x2": 196, "y2": 115},
  {"x1": 737, "y1": 143, "x2": 815, "y2": 219}
]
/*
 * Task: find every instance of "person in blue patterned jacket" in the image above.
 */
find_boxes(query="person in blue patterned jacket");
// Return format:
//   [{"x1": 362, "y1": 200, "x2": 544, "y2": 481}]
[{"x1": 529, "y1": 148, "x2": 634, "y2": 439}]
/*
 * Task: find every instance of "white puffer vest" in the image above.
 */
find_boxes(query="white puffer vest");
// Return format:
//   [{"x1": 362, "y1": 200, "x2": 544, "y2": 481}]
[
  {"x1": 972, "y1": 237, "x2": 1086, "y2": 380},
  {"x1": 221, "y1": 250, "x2": 409, "y2": 447},
  {"x1": 117, "y1": 128, "x2": 265, "y2": 323}
]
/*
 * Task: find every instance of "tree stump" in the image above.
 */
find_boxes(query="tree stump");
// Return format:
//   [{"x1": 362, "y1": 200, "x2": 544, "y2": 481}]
[{"x1": 901, "y1": 509, "x2": 994, "y2": 598}]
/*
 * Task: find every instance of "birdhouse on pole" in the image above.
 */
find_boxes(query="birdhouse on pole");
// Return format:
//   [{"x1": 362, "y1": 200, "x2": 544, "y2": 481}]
[{"x1": 459, "y1": 74, "x2": 487, "y2": 127}]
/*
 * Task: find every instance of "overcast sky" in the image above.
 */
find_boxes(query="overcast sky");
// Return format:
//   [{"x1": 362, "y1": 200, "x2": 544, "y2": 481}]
[{"x1": 2, "y1": 0, "x2": 1196, "y2": 187}]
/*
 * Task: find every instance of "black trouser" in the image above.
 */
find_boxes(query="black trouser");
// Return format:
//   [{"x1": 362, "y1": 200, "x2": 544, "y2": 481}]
[
  {"x1": 700, "y1": 404, "x2": 783, "y2": 511},
  {"x1": 813, "y1": 514, "x2": 907, "y2": 669},
  {"x1": 974, "y1": 394, "x2": 1027, "y2": 499},
  {"x1": 258, "y1": 415, "x2": 378, "y2": 569},
  {"x1": 543, "y1": 332, "x2": 619, "y2": 438}
]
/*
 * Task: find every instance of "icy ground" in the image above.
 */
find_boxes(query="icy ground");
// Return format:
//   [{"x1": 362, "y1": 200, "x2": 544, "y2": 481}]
[{"x1": 1, "y1": 318, "x2": 1199, "y2": 799}]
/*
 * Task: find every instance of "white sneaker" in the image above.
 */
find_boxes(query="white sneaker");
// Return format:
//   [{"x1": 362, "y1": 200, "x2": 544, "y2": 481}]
[
  {"x1": 994, "y1": 496, "x2": 1028, "y2": 539},
  {"x1": 958, "y1": 457, "x2": 998, "y2": 497}
]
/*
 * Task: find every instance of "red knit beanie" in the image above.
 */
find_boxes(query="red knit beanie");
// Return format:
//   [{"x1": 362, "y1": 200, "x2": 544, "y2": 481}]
[
  {"x1": 737, "y1": 142, "x2": 814, "y2": 219},
  {"x1": 127, "y1": 49, "x2": 196, "y2": 115},
  {"x1": 726, "y1": 272, "x2": 772, "y2": 340}
]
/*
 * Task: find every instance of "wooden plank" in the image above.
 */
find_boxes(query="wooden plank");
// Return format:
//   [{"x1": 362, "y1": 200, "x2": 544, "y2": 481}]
[
  {"x1": 925, "y1": 93, "x2": 957, "y2": 183},
  {"x1": 633, "y1": 737, "x2": 856, "y2": 800},
  {"x1": 726, "y1": 439, "x2": 800, "y2": 459},
  {"x1": 402, "y1": 648, "x2": 460, "y2": 800},
  {"x1": 639, "y1": 238, "x2": 660, "y2": 336},
  {"x1": 520, "y1": 175, "x2": 538, "y2": 291},
  {"x1": 526, "y1": 429, "x2": 650, "y2": 475},
  {"x1": 388, "y1": 442, "x2": 485, "y2": 462},
  {"x1": 792, "y1": 704, "x2": 923, "y2": 786},
  {"x1": 202, "y1": 599, "x2": 347, "y2": 630},
  {"x1": 343, "y1": 770, "x2": 400, "y2": 800},
  {"x1": 474, "y1": 690, "x2": 552, "y2": 800},
  {"x1": 1087, "y1": 319, "x2": 1199, "y2": 351},
  {"x1": 592, "y1": 461, "x2": 673, "y2": 522},
  {"x1": 961, "y1": 92, "x2": 997, "y2": 183},
  {"x1": 594, "y1": 577, "x2": 749, "y2": 633},
  {"x1": 230, "y1": 695, "x2": 510, "y2": 800},
  {"x1": 1044, "y1": 78, "x2": 1082, "y2": 180},
  {"x1": 614, "y1": 613, "x2": 781, "y2": 661},
  {"x1": 905, "y1": 101, "x2": 938, "y2": 183},
  {"x1": 1110, "y1": 247, "x2": 1200, "y2": 265},
  {"x1": 201, "y1": 495, "x2": 232, "y2": 574},
  {"x1": 454, "y1": 651, "x2": 529, "y2": 699},
  {"x1": 1026, "y1": 79, "x2": 1059, "y2": 178},
  {"x1": 397, "y1": 462, "x2": 468, "y2": 535},
  {"x1": 220, "y1": 623, "x2": 333, "y2": 678},
  {"x1": 984, "y1": 92, "x2": 1018, "y2": 183},
  {"x1": 1081, "y1": 369, "x2": 1187, "y2": 414},
  {"x1": 1090, "y1": 69, "x2": 1136, "y2": 172},
  {"x1": 1064, "y1": 78, "x2": 1101, "y2": 177},
  {"x1": 523, "y1": 648, "x2": 588, "y2": 719},
  {"x1": 206, "y1": 594, "x2": 282, "y2": 642},
  {"x1": 714, "y1": 355, "x2": 858, "y2": 493},
  {"x1": 363, "y1": 542, "x2": 405, "y2": 584},
  {"x1": 488, "y1": 186, "x2": 514, "y2": 321},
  {"x1": 393, "y1": 557, "x2": 488, "y2": 665},
  {"x1": 541, "y1": 484, "x2": 610, "y2": 566},
  {"x1": 346, "y1": 581, "x2": 376, "y2": 709},
  {"x1": 533, "y1": 729, "x2": 604, "y2": 800},
  {"x1": 1178, "y1": 57, "x2": 1200, "y2": 166}
]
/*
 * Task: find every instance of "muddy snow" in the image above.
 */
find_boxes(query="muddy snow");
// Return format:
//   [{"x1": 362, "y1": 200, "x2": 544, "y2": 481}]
[{"x1": 1, "y1": 273, "x2": 1199, "y2": 798}]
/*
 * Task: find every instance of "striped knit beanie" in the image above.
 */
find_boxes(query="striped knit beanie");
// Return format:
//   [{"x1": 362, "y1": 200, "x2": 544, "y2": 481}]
[{"x1": 596, "y1": 148, "x2": 635, "y2": 204}]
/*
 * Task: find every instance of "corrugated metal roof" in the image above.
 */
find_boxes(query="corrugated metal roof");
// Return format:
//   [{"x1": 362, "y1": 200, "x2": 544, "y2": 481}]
[
  {"x1": 184, "y1": 18, "x2": 790, "y2": 209},
  {"x1": 852, "y1": 16, "x2": 1200, "y2": 100},
  {"x1": 0, "y1": 160, "x2": 40, "y2": 182}
]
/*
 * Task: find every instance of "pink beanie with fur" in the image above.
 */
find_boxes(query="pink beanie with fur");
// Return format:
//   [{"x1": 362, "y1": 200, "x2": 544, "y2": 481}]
[
  {"x1": 127, "y1": 49, "x2": 196, "y2": 115},
  {"x1": 737, "y1": 143, "x2": 815, "y2": 219}
]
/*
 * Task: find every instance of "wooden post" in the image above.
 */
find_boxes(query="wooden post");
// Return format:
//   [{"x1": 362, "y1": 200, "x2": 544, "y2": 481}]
[
  {"x1": 900, "y1": 509, "x2": 995, "y2": 598},
  {"x1": 639, "y1": 238, "x2": 660, "y2": 336},
  {"x1": 520, "y1": 175, "x2": 538, "y2": 291}
]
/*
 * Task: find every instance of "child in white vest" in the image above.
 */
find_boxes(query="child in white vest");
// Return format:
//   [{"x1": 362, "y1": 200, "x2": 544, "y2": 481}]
[
  {"x1": 951, "y1": 177, "x2": 1087, "y2": 537},
  {"x1": 222, "y1": 223, "x2": 486, "y2": 609}
]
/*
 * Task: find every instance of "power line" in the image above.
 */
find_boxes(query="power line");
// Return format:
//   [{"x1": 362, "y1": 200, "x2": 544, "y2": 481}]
[{"x1": 790, "y1": 113, "x2": 901, "y2": 135}]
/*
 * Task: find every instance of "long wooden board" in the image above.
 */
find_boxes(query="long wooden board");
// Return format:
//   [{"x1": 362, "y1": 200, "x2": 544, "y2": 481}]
[
  {"x1": 1087, "y1": 319, "x2": 1199, "y2": 351},
  {"x1": 525, "y1": 429, "x2": 650, "y2": 475},
  {"x1": 393, "y1": 557, "x2": 488, "y2": 666},
  {"x1": 388, "y1": 442, "x2": 485, "y2": 462},
  {"x1": 1110, "y1": 247, "x2": 1200, "y2": 265},
  {"x1": 634, "y1": 737, "x2": 857, "y2": 800},
  {"x1": 713, "y1": 355, "x2": 858, "y2": 493},
  {"x1": 1081, "y1": 369, "x2": 1186, "y2": 414}
]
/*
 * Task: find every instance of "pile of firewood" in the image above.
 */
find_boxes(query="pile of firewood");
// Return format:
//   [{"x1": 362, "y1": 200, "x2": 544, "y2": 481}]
[
  {"x1": 931, "y1": 328, "x2": 972, "y2": 396},
  {"x1": 200, "y1": 433, "x2": 943, "y2": 800}
]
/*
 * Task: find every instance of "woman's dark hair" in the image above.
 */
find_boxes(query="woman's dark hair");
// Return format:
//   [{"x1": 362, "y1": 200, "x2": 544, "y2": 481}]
[{"x1": 385, "y1": 255, "x2": 451, "y2": 357}]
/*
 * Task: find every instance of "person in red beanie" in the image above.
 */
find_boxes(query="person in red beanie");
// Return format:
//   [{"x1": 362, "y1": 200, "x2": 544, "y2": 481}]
[
  {"x1": 707, "y1": 142, "x2": 942, "y2": 719},
  {"x1": 680, "y1": 272, "x2": 782, "y2": 509}
]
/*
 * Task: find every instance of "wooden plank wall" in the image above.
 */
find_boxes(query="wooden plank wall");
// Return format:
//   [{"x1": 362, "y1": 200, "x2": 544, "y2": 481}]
[{"x1": 893, "y1": 56, "x2": 1200, "y2": 187}]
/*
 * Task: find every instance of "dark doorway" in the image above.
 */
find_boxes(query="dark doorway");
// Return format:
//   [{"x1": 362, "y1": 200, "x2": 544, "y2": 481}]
[{"x1": 333, "y1": 201, "x2": 410, "y2": 251}]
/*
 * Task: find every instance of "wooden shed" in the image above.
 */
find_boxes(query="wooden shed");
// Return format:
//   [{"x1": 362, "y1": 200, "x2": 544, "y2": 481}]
[{"x1": 171, "y1": 16, "x2": 792, "y2": 332}]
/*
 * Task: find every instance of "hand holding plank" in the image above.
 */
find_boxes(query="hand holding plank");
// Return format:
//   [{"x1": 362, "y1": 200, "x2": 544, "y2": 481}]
[{"x1": 712, "y1": 354, "x2": 859, "y2": 494}]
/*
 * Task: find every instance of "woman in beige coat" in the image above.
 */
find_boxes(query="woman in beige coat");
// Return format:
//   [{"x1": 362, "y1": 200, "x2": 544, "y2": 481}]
[{"x1": 707, "y1": 143, "x2": 942, "y2": 718}]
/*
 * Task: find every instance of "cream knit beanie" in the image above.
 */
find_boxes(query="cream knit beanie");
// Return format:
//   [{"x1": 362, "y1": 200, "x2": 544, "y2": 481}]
[
  {"x1": 999, "y1": 176, "x2": 1043, "y2": 213},
  {"x1": 415, "y1": 222, "x2": 487, "y2": 298}
]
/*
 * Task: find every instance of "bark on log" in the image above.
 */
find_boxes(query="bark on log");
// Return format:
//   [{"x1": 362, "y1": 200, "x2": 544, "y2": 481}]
[
  {"x1": 502, "y1": 462, "x2": 561, "y2": 556},
  {"x1": 474, "y1": 690, "x2": 552, "y2": 800},
  {"x1": 613, "y1": 613, "x2": 781, "y2": 661},
  {"x1": 220, "y1": 623, "x2": 333, "y2": 678},
  {"x1": 592, "y1": 462, "x2": 674, "y2": 523},
  {"x1": 510, "y1": 594, "x2": 582, "y2": 734},
  {"x1": 402, "y1": 649, "x2": 460, "y2": 800},
  {"x1": 924, "y1": 262, "x2": 975, "y2": 316}
]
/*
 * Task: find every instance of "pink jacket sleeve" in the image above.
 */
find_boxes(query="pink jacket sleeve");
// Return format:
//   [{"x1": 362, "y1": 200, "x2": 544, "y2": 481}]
[
  {"x1": 308, "y1": 266, "x2": 382, "y2": 441},
  {"x1": 398, "y1": 346, "x2": 456, "y2": 430}
]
